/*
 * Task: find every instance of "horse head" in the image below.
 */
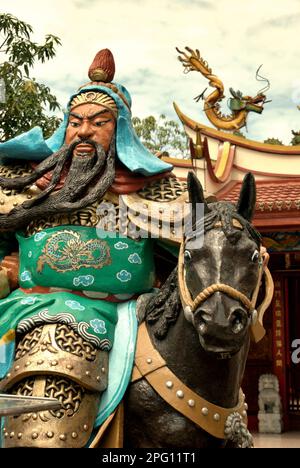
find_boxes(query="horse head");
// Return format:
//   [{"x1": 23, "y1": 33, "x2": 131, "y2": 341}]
[{"x1": 180, "y1": 172, "x2": 262, "y2": 359}]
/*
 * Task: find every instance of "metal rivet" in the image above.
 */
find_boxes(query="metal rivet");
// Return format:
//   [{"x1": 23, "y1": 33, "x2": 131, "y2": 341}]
[
  {"x1": 143, "y1": 204, "x2": 148, "y2": 209},
  {"x1": 47, "y1": 431, "x2": 54, "y2": 439},
  {"x1": 37, "y1": 360, "x2": 44, "y2": 365},
  {"x1": 13, "y1": 202, "x2": 18, "y2": 207},
  {"x1": 17, "y1": 433, "x2": 22, "y2": 439},
  {"x1": 4, "y1": 433, "x2": 8, "y2": 438},
  {"x1": 172, "y1": 230, "x2": 176, "y2": 235},
  {"x1": 96, "y1": 376, "x2": 101, "y2": 382},
  {"x1": 32, "y1": 414, "x2": 37, "y2": 420},
  {"x1": 32, "y1": 432, "x2": 39, "y2": 440},
  {"x1": 27, "y1": 195, "x2": 32, "y2": 199},
  {"x1": 176, "y1": 390, "x2": 184, "y2": 399},
  {"x1": 15, "y1": 365, "x2": 20, "y2": 371},
  {"x1": 10, "y1": 432, "x2": 15, "y2": 438},
  {"x1": 0, "y1": 200, "x2": 5, "y2": 205},
  {"x1": 59, "y1": 434, "x2": 67, "y2": 441},
  {"x1": 188, "y1": 399, "x2": 195, "y2": 407},
  {"x1": 166, "y1": 381, "x2": 173, "y2": 389},
  {"x1": 51, "y1": 360, "x2": 58, "y2": 366},
  {"x1": 213, "y1": 413, "x2": 220, "y2": 421},
  {"x1": 201, "y1": 407, "x2": 209, "y2": 416},
  {"x1": 147, "y1": 358, "x2": 152, "y2": 364},
  {"x1": 7, "y1": 373, "x2": 11, "y2": 378},
  {"x1": 2, "y1": 427, "x2": 6, "y2": 432},
  {"x1": 159, "y1": 208, "x2": 164, "y2": 214},
  {"x1": 86, "y1": 371, "x2": 91, "y2": 376},
  {"x1": 25, "y1": 361, "x2": 31, "y2": 367},
  {"x1": 101, "y1": 367, "x2": 106, "y2": 373},
  {"x1": 72, "y1": 432, "x2": 78, "y2": 439},
  {"x1": 83, "y1": 425, "x2": 88, "y2": 431},
  {"x1": 66, "y1": 364, "x2": 73, "y2": 370}
]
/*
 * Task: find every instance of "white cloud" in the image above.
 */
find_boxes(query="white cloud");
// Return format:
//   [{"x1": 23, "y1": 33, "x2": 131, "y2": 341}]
[{"x1": 3, "y1": 0, "x2": 300, "y2": 144}]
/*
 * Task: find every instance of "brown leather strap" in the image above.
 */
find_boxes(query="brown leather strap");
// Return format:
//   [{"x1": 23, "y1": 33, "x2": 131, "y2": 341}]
[{"x1": 133, "y1": 322, "x2": 248, "y2": 439}]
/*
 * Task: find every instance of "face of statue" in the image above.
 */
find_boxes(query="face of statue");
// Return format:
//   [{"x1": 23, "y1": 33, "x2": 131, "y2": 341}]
[{"x1": 65, "y1": 102, "x2": 116, "y2": 156}]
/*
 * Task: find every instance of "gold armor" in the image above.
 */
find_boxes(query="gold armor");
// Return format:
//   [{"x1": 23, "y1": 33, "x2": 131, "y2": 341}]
[{"x1": 0, "y1": 323, "x2": 108, "y2": 448}]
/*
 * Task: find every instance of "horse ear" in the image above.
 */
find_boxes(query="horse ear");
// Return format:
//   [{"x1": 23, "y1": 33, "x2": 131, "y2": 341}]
[
  {"x1": 236, "y1": 172, "x2": 256, "y2": 222},
  {"x1": 187, "y1": 172, "x2": 210, "y2": 227}
]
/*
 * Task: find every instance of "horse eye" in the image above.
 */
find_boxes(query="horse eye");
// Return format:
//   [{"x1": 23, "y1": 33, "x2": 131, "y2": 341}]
[
  {"x1": 184, "y1": 250, "x2": 192, "y2": 262},
  {"x1": 251, "y1": 250, "x2": 259, "y2": 262}
]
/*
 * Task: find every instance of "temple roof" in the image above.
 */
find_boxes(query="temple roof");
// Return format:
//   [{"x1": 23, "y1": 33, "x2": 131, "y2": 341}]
[{"x1": 216, "y1": 179, "x2": 300, "y2": 231}]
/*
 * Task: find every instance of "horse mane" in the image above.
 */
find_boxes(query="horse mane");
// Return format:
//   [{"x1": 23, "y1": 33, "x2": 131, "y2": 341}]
[{"x1": 145, "y1": 201, "x2": 261, "y2": 339}]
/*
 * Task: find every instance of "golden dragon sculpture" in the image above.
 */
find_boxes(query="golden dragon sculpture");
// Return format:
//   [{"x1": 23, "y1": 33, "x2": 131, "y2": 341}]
[{"x1": 174, "y1": 47, "x2": 270, "y2": 131}]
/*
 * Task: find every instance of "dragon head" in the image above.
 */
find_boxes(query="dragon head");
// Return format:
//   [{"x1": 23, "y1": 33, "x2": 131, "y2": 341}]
[
  {"x1": 229, "y1": 65, "x2": 270, "y2": 115},
  {"x1": 229, "y1": 88, "x2": 267, "y2": 114}
]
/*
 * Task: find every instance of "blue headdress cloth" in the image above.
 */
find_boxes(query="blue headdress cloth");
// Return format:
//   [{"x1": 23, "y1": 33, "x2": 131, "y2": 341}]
[{"x1": 0, "y1": 83, "x2": 172, "y2": 176}]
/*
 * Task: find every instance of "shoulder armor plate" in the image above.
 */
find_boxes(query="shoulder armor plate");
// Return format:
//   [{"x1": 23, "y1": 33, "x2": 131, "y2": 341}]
[
  {"x1": 0, "y1": 162, "x2": 41, "y2": 215},
  {"x1": 121, "y1": 176, "x2": 188, "y2": 244}
]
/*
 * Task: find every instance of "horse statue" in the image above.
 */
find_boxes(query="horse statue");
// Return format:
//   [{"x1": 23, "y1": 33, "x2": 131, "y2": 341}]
[{"x1": 122, "y1": 172, "x2": 273, "y2": 448}]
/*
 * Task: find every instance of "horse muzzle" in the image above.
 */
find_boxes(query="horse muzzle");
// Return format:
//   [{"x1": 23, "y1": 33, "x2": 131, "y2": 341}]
[{"x1": 194, "y1": 303, "x2": 250, "y2": 356}]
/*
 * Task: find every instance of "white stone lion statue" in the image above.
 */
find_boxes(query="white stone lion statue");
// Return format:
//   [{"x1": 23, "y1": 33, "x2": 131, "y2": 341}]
[{"x1": 258, "y1": 374, "x2": 282, "y2": 433}]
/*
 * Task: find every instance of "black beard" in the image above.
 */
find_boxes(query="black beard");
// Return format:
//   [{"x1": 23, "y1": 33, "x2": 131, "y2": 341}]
[{"x1": 0, "y1": 138, "x2": 116, "y2": 231}]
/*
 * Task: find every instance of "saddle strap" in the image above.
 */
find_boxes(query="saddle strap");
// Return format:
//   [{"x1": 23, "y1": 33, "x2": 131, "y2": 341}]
[{"x1": 133, "y1": 322, "x2": 248, "y2": 440}]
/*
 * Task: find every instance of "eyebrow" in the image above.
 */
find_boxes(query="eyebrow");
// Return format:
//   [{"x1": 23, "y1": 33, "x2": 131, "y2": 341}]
[{"x1": 69, "y1": 109, "x2": 112, "y2": 121}]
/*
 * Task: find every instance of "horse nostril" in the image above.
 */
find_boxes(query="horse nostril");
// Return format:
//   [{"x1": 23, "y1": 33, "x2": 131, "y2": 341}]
[{"x1": 230, "y1": 308, "x2": 248, "y2": 334}]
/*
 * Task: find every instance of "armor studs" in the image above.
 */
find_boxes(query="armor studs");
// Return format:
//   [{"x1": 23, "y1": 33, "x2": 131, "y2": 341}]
[
  {"x1": 176, "y1": 390, "x2": 184, "y2": 399},
  {"x1": 47, "y1": 432, "x2": 54, "y2": 439},
  {"x1": 166, "y1": 381, "x2": 173, "y2": 389},
  {"x1": 59, "y1": 434, "x2": 67, "y2": 441},
  {"x1": 213, "y1": 413, "x2": 220, "y2": 421},
  {"x1": 32, "y1": 432, "x2": 39, "y2": 440},
  {"x1": 146, "y1": 358, "x2": 152, "y2": 364},
  {"x1": 201, "y1": 407, "x2": 209, "y2": 416},
  {"x1": 72, "y1": 432, "x2": 78, "y2": 439},
  {"x1": 188, "y1": 399, "x2": 195, "y2": 407},
  {"x1": 83, "y1": 425, "x2": 89, "y2": 431}
]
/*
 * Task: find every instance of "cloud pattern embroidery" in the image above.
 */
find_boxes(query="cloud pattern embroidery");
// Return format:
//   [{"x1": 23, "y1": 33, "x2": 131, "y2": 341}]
[
  {"x1": 20, "y1": 271, "x2": 32, "y2": 282},
  {"x1": 65, "y1": 300, "x2": 85, "y2": 311},
  {"x1": 128, "y1": 253, "x2": 142, "y2": 265},
  {"x1": 114, "y1": 242, "x2": 129, "y2": 250},
  {"x1": 117, "y1": 270, "x2": 132, "y2": 282},
  {"x1": 73, "y1": 275, "x2": 95, "y2": 287},
  {"x1": 90, "y1": 319, "x2": 107, "y2": 335},
  {"x1": 34, "y1": 232, "x2": 47, "y2": 242},
  {"x1": 20, "y1": 296, "x2": 37, "y2": 305}
]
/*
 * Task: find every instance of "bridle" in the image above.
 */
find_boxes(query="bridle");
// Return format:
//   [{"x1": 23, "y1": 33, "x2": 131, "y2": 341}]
[{"x1": 177, "y1": 219, "x2": 273, "y2": 342}]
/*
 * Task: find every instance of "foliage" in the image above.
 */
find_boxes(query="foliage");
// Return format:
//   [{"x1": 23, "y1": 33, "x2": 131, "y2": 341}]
[
  {"x1": 0, "y1": 13, "x2": 62, "y2": 141},
  {"x1": 263, "y1": 138, "x2": 283, "y2": 145},
  {"x1": 290, "y1": 131, "x2": 300, "y2": 146},
  {"x1": 132, "y1": 114, "x2": 189, "y2": 158},
  {"x1": 233, "y1": 130, "x2": 245, "y2": 138}
]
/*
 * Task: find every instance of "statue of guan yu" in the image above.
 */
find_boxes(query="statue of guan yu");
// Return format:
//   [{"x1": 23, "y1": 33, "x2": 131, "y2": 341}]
[{"x1": 0, "y1": 49, "x2": 188, "y2": 448}]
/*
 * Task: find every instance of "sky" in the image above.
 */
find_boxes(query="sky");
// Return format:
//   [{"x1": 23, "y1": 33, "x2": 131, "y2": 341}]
[{"x1": 2, "y1": 0, "x2": 300, "y2": 145}]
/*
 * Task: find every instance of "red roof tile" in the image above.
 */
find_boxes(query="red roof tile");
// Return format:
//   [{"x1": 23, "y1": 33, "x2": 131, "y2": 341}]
[{"x1": 216, "y1": 179, "x2": 300, "y2": 213}]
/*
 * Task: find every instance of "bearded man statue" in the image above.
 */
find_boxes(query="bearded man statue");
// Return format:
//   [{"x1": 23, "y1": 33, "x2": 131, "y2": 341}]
[{"x1": 0, "y1": 49, "x2": 188, "y2": 447}]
